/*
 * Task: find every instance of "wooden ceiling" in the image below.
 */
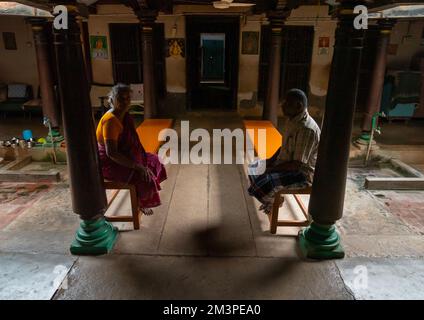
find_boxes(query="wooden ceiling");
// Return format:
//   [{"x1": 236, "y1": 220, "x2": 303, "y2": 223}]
[{"x1": 12, "y1": 0, "x2": 424, "y2": 14}]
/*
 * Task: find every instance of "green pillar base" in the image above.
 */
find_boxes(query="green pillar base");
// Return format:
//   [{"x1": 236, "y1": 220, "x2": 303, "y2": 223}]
[
  {"x1": 359, "y1": 132, "x2": 371, "y2": 141},
  {"x1": 46, "y1": 132, "x2": 65, "y2": 143},
  {"x1": 298, "y1": 222, "x2": 345, "y2": 260},
  {"x1": 355, "y1": 133, "x2": 371, "y2": 145},
  {"x1": 70, "y1": 217, "x2": 118, "y2": 255}
]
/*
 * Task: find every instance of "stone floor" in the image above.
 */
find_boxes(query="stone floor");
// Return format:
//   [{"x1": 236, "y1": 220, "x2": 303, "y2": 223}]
[{"x1": 0, "y1": 113, "x2": 424, "y2": 300}]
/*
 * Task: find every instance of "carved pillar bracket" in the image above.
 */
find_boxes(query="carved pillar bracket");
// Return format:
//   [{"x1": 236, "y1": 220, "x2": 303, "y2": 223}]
[
  {"x1": 299, "y1": 1, "x2": 366, "y2": 260},
  {"x1": 52, "y1": 6, "x2": 117, "y2": 255}
]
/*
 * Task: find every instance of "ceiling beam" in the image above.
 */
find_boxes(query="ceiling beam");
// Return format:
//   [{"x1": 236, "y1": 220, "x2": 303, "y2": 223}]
[{"x1": 12, "y1": 0, "x2": 53, "y2": 11}]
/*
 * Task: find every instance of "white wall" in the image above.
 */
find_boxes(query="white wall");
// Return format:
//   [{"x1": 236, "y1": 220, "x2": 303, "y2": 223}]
[
  {"x1": 238, "y1": 14, "x2": 262, "y2": 115},
  {"x1": 0, "y1": 15, "x2": 38, "y2": 94},
  {"x1": 388, "y1": 20, "x2": 424, "y2": 70},
  {"x1": 157, "y1": 14, "x2": 186, "y2": 93}
]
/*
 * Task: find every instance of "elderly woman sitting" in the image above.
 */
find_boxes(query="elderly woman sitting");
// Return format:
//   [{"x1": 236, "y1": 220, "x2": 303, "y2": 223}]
[{"x1": 96, "y1": 84, "x2": 167, "y2": 215}]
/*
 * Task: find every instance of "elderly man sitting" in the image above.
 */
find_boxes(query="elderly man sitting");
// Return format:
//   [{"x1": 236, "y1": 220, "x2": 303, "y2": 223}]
[{"x1": 248, "y1": 89, "x2": 321, "y2": 214}]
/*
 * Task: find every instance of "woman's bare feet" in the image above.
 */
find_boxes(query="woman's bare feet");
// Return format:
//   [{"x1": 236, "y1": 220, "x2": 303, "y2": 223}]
[{"x1": 140, "y1": 208, "x2": 154, "y2": 216}]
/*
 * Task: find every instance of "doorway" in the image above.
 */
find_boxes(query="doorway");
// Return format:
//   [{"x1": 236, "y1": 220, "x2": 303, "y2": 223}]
[
  {"x1": 109, "y1": 23, "x2": 143, "y2": 84},
  {"x1": 109, "y1": 23, "x2": 166, "y2": 101},
  {"x1": 280, "y1": 26, "x2": 314, "y2": 97},
  {"x1": 258, "y1": 25, "x2": 314, "y2": 104},
  {"x1": 186, "y1": 16, "x2": 240, "y2": 110}
]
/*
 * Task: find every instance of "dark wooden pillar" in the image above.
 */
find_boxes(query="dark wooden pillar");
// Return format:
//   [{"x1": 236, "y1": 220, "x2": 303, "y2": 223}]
[
  {"x1": 299, "y1": 2, "x2": 365, "y2": 259},
  {"x1": 420, "y1": 58, "x2": 424, "y2": 117},
  {"x1": 124, "y1": 1, "x2": 158, "y2": 118},
  {"x1": 28, "y1": 18, "x2": 61, "y2": 130},
  {"x1": 263, "y1": 12, "x2": 285, "y2": 127},
  {"x1": 361, "y1": 19, "x2": 395, "y2": 134},
  {"x1": 52, "y1": 7, "x2": 117, "y2": 255},
  {"x1": 140, "y1": 13, "x2": 157, "y2": 119},
  {"x1": 78, "y1": 18, "x2": 93, "y2": 85}
]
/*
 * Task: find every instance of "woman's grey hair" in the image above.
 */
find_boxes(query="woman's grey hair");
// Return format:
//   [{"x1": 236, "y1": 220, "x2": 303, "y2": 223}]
[{"x1": 108, "y1": 83, "x2": 131, "y2": 106}]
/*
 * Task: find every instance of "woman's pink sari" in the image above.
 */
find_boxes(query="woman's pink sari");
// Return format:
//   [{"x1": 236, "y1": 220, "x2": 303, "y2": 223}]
[{"x1": 98, "y1": 113, "x2": 167, "y2": 208}]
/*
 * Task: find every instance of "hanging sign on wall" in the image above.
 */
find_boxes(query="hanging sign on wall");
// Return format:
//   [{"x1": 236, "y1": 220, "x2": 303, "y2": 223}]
[{"x1": 318, "y1": 36, "x2": 330, "y2": 55}]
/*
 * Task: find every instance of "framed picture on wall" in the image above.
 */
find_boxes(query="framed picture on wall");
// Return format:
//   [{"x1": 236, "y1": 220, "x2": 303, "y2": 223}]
[
  {"x1": 166, "y1": 38, "x2": 185, "y2": 58},
  {"x1": 241, "y1": 31, "x2": 259, "y2": 55},
  {"x1": 90, "y1": 35, "x2": 108, "y2": 60},
  {"x1": 2, "y1": 32, "x2": 17, "y2": 50}
]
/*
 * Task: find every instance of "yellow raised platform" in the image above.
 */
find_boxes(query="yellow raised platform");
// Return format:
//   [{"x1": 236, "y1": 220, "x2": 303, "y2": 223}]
[
  {"x1": 243, "y1": 120, "x2": 282, "y2": 159},
  {"x1": 136, "y1": 119, "x2": 174, "y2": 154}
]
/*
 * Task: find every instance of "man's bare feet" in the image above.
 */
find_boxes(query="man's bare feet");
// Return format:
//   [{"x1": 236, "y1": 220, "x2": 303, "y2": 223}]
[
  {"x1": 140, "y1": 208, "x2": 154, "y2": 216},
  {"x1": 259, "y1": 204, "x2": 271, "y2": 215}
]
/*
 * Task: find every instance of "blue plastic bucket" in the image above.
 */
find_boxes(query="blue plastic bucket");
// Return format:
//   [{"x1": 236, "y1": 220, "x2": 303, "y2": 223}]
[{"x1": 22, "y1": 129, "x2": 33, "y2": 141}]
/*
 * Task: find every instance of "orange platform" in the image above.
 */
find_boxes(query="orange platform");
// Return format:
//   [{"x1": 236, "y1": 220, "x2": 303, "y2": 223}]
[
  {"x1": 136, "y1": 119, "x2": 174, "y2": 154},
  {"x1": 243, "y1": 120, "x2": 282, "y2": 159}
]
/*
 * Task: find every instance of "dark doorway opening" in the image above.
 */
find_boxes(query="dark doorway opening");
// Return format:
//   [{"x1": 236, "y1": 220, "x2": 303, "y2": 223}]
[
  {"x1": 258, "y1": 25, "x2": 314, "y2": 104},
  {"x1": 280, "y1": 26, "x2": 314, "y2": 98},
  {"x1": 186, "y1": 16, "x2": 240, "y2": 110},
  {"x1": 109, "y1": 23, "x2": 143, "y2": 84},
  {"x1": 109, "y1": 23, "x2": 166, "y2": 102}
]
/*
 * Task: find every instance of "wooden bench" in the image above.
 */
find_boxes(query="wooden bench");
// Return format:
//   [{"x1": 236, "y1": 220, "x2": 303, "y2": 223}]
[
  {"x1": 104, "y1": 118, "x2": 174, "y2": 229},
  {"x1": 104, "y1": 180, "x2": 140, "y2": 230},
  {"x1": 243, "y1": 120, "x2": 282, "y2": 159},
  {"x1": 268, "y1": 186, "x2": 312, "y2": 234},
  {"x1": 243, "y1": 120, "x2": 311, "y2": 234},
  {"x1": 136, "y1": 119, "x2": 174, "y2": 153}
]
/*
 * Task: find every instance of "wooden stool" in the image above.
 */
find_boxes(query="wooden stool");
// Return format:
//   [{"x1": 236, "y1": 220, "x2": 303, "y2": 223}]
[
  {"x1": 104, "y1": 180, "x2": 141, "y2": 230},
  {"x1": 269, "y1": 186, "x2": 312, "y2": 234}
]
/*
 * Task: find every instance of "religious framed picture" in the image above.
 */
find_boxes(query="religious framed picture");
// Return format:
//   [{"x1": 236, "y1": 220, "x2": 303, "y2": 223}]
[
  {"x1": 318, "y1": 36, "x2": 330, "y2": 55},
  {"x1": 166, "y1": 38, "x2": 185, "y2": 58},
  {"x1": 241, "y1": 31, "x2": 259, "y2": 55},
  {"x1": 2, "y1": 32, "x2": 17, "y2": 50},
  {"x1": 90, "y1": 35, "x2": 108, "y2": 60}
]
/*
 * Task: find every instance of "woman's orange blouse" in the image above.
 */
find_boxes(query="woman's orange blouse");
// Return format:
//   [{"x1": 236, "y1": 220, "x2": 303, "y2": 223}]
[{"x1": 96, "y1": 112, "x2": 123, "y2": 145}]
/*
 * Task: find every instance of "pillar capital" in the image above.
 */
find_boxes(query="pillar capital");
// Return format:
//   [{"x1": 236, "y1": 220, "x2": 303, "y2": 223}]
[
  {"x1": 51, "y1": 9, "x2": 82, "y2": 48},
  {"x1": 26, "y1": 17, "x2": 49, "y2": 44},
  {"x1": 123, "y1": 0, "x2": 157, "y2": 25},
  {"x1": 377, "y1": 18, "x2": 396, "y2": 33},
  {"x1": 137, "y1": 9, "x2": 158, "y2": 26},
  {"x1": 26, "y1": 17, "x2": 48, "y2": 28},
  {"x1": 266, "y1": 7, "x2": 291, "y2": 28},
  {"x1": 333, "y1": 0, "x2": 370, "y2": 23}
]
